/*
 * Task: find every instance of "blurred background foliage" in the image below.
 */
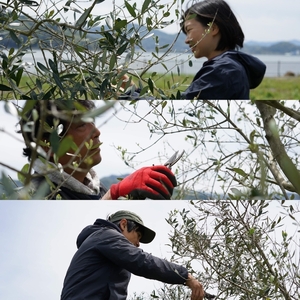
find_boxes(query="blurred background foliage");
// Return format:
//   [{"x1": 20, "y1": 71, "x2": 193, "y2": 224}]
[{"x1": 0, "y1": 0, "x2": 187, "y2": 100}]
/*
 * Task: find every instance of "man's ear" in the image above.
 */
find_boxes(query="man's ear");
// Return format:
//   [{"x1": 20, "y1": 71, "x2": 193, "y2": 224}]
[
  {"x1": 119, "y1": 219, "x2": 127, "y2": 231},
  {"x1": 40, "y1": 139, "x2": 53, "y2": 157}
]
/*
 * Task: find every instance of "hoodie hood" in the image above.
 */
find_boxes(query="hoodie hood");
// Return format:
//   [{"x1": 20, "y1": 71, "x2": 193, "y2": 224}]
[
  {"x1": 226, "y1": 51, "x2": 266, "y2": 89},
  {"x1": 76, "y1": 219, "x2": 120, "y2": 248}
]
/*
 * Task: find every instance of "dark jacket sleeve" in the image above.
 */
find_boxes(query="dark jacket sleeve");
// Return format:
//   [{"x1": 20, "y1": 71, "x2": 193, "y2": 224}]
[
  {"x1": 92, "y1": 228, "x2": 188, "y2": 284},
  {"x1": 118, "y1": 88, "x2": 155, "y2": 100}
]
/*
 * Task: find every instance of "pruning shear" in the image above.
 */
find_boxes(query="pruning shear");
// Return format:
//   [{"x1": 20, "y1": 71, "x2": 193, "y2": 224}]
[
  {"x1": 204, "y1": 291, "x2": 216, "y2": 299},
  {"x1": 20, "y1": 0, "x2": 39, "y2": 6},
  {"x1": 164, "y1": 150, "x2": 185, "y2": 169}
]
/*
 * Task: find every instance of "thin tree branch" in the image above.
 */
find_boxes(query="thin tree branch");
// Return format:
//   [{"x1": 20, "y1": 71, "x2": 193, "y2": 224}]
[{"x1": 255, "y1": 101, "x2": 300, "y2": 195}]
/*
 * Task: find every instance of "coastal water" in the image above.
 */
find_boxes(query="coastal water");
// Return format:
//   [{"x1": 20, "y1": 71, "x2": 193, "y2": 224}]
[
  {"x1": 21, "y1": 50, "x2": 300, "y2": 77},
  {"x1": 126, "y1": 52, "x2": 300, "y2": 77}
]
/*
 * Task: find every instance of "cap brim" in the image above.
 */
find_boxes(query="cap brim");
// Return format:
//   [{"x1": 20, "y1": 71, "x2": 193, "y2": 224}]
[{"x1": 139, "y1": 225, "x2": 156, "y2": 244}]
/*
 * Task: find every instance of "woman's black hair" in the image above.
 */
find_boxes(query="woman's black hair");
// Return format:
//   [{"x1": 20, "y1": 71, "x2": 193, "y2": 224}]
[
  {"x1": 181, "y1": 0, "x2": 244, "y2": 50},
  {"x1": 20, "y1": 100, "x2": 95, "y2": 160}
]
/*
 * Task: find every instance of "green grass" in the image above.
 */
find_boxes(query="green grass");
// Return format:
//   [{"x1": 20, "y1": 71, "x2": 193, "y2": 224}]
[
  {"x1": 149, "y1": 73, "x2": 300, "y2": 99},
  {"x1": 1, "y1": 73, "x2": 299, "y2": 100},
  {"x1": 250, "y1": 77, "x2": 300, "y2": 100}
]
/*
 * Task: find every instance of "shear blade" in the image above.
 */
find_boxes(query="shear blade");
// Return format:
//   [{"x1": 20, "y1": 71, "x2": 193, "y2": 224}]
[{"x1": 164, "y1": 150, "x2": 184, "y2": 168}]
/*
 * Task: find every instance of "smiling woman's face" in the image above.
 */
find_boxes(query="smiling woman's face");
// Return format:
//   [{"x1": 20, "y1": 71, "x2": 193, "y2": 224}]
[{"x1": 184, "y1": 17, "x2": 220, "y2": 60}]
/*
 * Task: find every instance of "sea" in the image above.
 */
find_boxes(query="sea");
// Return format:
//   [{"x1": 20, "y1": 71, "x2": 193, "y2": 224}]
[{"x1": 20, "y1": 50, "x2": 300, "y2": 78}]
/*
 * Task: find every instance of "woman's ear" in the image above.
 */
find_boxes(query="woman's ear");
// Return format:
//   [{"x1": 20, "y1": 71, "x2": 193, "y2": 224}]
[{"x1": 211, "y1": 23, "x2": 220, "y2": 36}]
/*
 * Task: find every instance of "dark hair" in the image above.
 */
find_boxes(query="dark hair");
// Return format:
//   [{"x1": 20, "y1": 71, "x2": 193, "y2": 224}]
[
  {"x1": 113, "y1": 219, "x2": 143, "y2": 235},
  {"x1": 181, "y1": 0, "x2": 244, "y2": 50},
  {"x1": 20, "y1": 100, "x2": 95, "y2": 159}
]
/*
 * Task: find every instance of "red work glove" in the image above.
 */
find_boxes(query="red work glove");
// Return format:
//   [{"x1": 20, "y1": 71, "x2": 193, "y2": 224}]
[{"x1": 110, "y1": 165, "x2": 177, "y2": 200}]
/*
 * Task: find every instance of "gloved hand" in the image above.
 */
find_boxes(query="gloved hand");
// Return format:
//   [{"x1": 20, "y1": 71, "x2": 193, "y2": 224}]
[{"x1": 110, "y1": 165, "x2": 177, "y2": 200}]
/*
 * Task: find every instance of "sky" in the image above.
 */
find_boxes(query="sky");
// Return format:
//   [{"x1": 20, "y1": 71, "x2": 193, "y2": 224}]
[
  {"x1": 0, "y1": 200, "x2": 196, "y2": 300},
  {"x1": 1, "y1": 99, "x2": 270, "y2": 197},
  {"x1": 19, "y1": 0, "x2": 300, "y2": 43},
  {"x1": 1, "y1": 99, "x2": 238, "y2": 194},
  {"x1": 1, "y1": 100, "x2": 299, "y2": 196},
  {"x1": 0, "y1": 200, "x2": 298, "y2": 300},
  {"x1": 0, "y1": 100, "x2": 195, "y2": 187}
]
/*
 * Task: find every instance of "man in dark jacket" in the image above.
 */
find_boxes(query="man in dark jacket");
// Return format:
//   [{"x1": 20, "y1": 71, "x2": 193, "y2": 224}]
[
  {"x1": 60, "y1": 210, "x2": 205, "y2": 300},
  {"x1": 19, "y1": 100, "x2": 177, "y2": 200}
]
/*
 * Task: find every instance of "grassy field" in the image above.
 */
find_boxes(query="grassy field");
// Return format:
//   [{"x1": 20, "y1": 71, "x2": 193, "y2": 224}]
[
  {"x1": 1, "y1": 73, "x2": 299, "y2": 100},
  {"x1": 249, "y1": 77, "x2": 300, "y2": 99},
  {"x1": 150, "y1": 73, "x2": 300, "y2": 99}
]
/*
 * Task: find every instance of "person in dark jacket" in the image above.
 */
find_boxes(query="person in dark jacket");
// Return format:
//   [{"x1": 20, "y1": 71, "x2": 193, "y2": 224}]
[
  {"x1": 60, "y1": 210, "x2": 206, "y2": 300},
  {"x1": 19, "y1": 100, "x2": 177, "y2": 200},
  {"x1": 180, "y1": 0, "x2": 266, "y2": 99}
]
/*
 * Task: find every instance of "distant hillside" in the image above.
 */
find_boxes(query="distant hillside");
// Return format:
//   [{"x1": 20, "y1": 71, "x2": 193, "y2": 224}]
[
  {"x1": 1, "y1": 15, "x2": 299, "y2": 55},
  {"x1": 246, "y1": 39, "x2": 300, "y2": 47},
  {"x1": 100, "y1": 174, "x2": 210, "y2": 200},
  {"x1": 242, "y1": 41, "x2": 300, "y2": 55},
  {"x1": 1, "y1": 175, "x2": 299, "y2": 199},
  {"x1": 159, "y1": 32, "x2": 300, "y2": 55},
  {"x1": 87, "y1": 24, "x2": 300, "y2": 55},
  {"x1": 135, "y1": 27, "x2": 300, "y2": 54},
  {"x1": 100, "y1": 174, "x2": 127, "y2": 189},
  {"x1": 100, "y1": 174, "x2": 300, "y2": 200}
]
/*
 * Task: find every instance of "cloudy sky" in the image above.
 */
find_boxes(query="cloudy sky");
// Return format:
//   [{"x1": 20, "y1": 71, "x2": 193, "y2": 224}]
[
  {"x1": 1, "y1": 100, "x2": 299, "y2": 195},
  {"x1": 0, "y1": 100, "x2": 195, "y2": 185},
  {"x1": 1, "y1": 100, "x2": 234, "y2": 194},
  {"x1": 0, "y1": 200, "x2": 298, "y2": 300},
  {"x1": 21, "y1": 0, "x2": 300, "y2": 43},
  {"x1": 0, "y1": 200, "x2": 195, "y2": 300}
]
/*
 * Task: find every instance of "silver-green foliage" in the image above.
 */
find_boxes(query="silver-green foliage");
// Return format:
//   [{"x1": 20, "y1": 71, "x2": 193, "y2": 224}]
[
  {"x1": 116, "y1": 100, "x2": 300, "y2": 199},
  {"x1": 164, "y1": 200, "x2": 300, "y2": 300},
  {"x1": 0, "y1": 99, "x2": 115, "y2": 199},
  {"x1": 0, "y1": 0, "x2": 185, "y2": 100}
]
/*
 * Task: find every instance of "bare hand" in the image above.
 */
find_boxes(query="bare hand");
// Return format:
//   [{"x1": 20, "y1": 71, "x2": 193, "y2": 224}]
[
  {"x1": 185, "y1": 273, "x2": 205, "y2": 300},
  {"x1": 120, "y1": 74, "x2": 135, "y2": 90}
]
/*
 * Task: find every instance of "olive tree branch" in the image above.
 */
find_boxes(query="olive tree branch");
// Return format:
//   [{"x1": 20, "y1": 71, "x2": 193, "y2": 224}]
[{"x1": 255, "y1": 101, "x2": 300, "y2": 195}]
